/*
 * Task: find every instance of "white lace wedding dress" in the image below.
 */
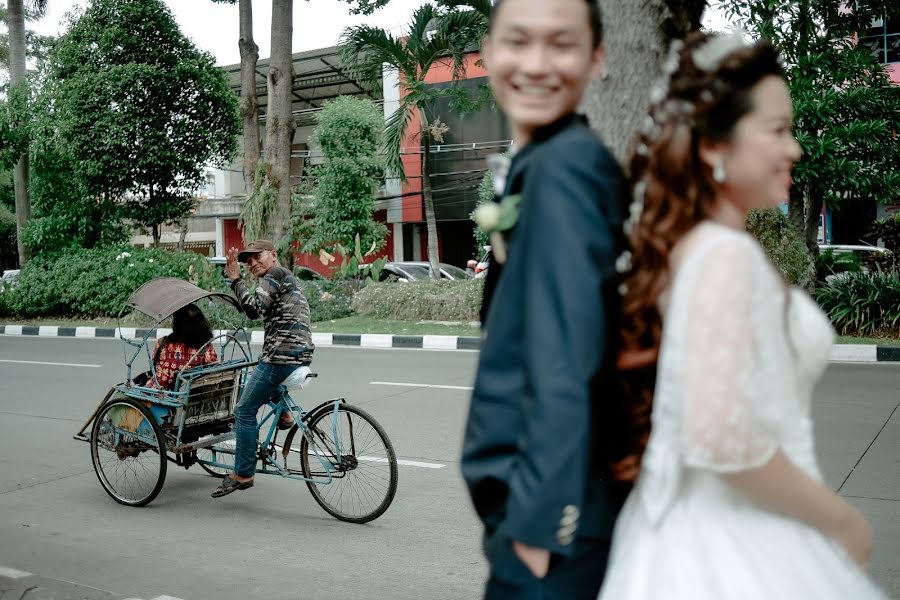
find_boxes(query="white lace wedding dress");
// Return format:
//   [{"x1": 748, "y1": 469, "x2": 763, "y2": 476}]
[{"x1": 598, "y1": 222, "x2": 886, "y2": 599}]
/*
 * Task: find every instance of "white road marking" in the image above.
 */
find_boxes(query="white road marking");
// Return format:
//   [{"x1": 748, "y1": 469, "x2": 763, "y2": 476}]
[
  {"x1": 363, "y1": 456, "x2": 445, "y2": 469},
  {"x1": 0, "y1": 565, "x2": 31, "y2": 578},
  {"x1": 370, "y1": 381, "x2": 473, "y2": 391},
  {"x1": 0, "y1": 359, "x2": 102, "y2": 368},
  {"x1": 149, "y1": 596, "x2": 186, "y2": 600}
]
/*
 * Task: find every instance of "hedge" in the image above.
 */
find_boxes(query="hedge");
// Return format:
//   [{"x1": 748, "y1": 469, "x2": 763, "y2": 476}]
[
  {"x1": 0, "y1": 246, "x2": 220, "y2": 318},
  {"x1": 746, "y1": 208, "x2": 809, "y2": 286},
  {"x1": 352, "y1": 279, "x2": 483, "y2": 321}
]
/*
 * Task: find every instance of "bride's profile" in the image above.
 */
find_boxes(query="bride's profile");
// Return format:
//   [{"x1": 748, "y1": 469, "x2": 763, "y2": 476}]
[{"x1": 599, "y1": 31, "x2": 887, "y2": 599}]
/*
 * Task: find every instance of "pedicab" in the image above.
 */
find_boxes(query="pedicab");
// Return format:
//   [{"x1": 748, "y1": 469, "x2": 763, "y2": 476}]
[{"x1": 74, "y1": 277, "x2": 398, "y2": 523}]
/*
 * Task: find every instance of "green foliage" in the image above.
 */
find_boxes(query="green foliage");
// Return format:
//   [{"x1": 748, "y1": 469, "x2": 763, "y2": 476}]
[
  {"x1": 746, "y1": 208, "x2": 809, "y2": 285},
  {"x1": 865, "y1": 213, "x2": 900, "y2": 253},
  {"x1": 0, "y1": 86, "x2": 30, "y2": 169},
  {"x1": 0, "y1": 246, "x2": 219, "y2": 318},
  {"x1": 38, "y1": 0, "x2": 240, "y2": 236},
  {"x1": 324, "y1": 234, "x2": 388, "y2": 283},
  {"x1": 721, "y1": 1, "x2": 900, "y2": 249},
  {"x1": 815, "y1": 248, "x2": 863, "y2": 283},
  {"x1": 352, "y1": 278, "x2": 484, "y2": 321},
  {"x1": 304, "y1": 96, "x2": 387, "y2": 254},
  {"x1": 239, "y1": 163, "x2": 279, "y2": 242},
  {"x1": 815, "y1": 272, "x2": 900, "y2": 337},
  {"x1": 22, "y1": 147, "x2": 128, "y2": 253},
  {"x1": 299, "y1": 279, "x2": 355, "y2": 322},
  {"x1": 471, "y1": 169, "x2": 492, "y2": 254}
]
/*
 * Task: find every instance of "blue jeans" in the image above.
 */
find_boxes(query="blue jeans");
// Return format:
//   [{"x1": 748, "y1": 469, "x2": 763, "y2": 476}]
[{"x1": 233, "y1": 362, "x2": 299, "y2": 477}]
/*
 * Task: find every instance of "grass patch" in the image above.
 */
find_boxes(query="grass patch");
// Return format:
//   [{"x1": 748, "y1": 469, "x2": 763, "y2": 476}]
[{"x1": 836, "y1": 335, "x2": 900, "y2": 346}]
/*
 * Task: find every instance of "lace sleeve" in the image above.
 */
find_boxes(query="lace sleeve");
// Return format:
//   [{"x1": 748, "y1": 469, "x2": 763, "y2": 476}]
[{"x1": 676, "y1": 233, "x2": 780, "y2": 472}]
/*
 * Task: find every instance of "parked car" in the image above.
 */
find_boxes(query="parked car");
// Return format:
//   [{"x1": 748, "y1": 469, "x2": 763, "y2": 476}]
[
  {"x1": 818, "y1": 244, "x2": 890, "y2": 263},
  {"x1": 398, "y1": 261, "x2": 475, "y2": 280},
  {"x1": 375, "y1": 263, "x2": 431, "y2": 282},
  {"x1": 292, "y1": 266, "x2": 326, "y2": 281}
]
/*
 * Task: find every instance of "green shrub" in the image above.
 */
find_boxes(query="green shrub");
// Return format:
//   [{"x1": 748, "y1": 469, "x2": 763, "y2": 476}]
[
  {"x1": 352, "y1": 279, "x2": 484, "y2": 321},
  {"x1": 815, "y1": 248, "x2": 863, "y2": 283},
  {"x1": 746, "y1": 208, "x2": 809, "y2": 285},
  {"x1": 300, "y1": 280, "x2": 354, "y2": 322},
  {"x1": 815, "y1": 271, "x2": 900, "y2": 337},
  {"x1": 2, "y1": 246, "x2": 220, "y2": 318}
]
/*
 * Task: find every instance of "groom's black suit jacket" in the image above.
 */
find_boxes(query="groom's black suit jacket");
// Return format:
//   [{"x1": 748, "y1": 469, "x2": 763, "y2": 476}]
[{"x1": 462, "y1": 114, "x2": 630, "y2": 579}]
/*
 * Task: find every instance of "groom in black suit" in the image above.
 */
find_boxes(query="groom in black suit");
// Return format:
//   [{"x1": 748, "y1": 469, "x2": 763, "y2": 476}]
[{"x1": 461, "y1": 0, "x2": 630, "y2": 598}]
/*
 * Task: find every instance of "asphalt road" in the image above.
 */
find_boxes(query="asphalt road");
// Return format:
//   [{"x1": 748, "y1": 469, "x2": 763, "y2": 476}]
[{"x1": 0, "y1": 336, "x2": 897, "y2": 599}]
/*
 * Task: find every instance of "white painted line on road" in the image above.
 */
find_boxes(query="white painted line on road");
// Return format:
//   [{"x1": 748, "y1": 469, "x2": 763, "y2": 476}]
[
  {"x1": 0, "y1": 565, "x2": 31, "y2": 578},
  {"x1": 371, "y1": 381, "x2": 473, "y2": 391},
  {"x1": 0, "y1": 359, "x2": 102, "y2": 368},
  {"x1": 361, "y1": 333, "x2": 393, "y2": 348},
  {"x1": 361, "y1": 455, "x2": 445, "y2": 469},
  {"x1": 149, "y1": 596, "x2": 186, "y2": 600}
]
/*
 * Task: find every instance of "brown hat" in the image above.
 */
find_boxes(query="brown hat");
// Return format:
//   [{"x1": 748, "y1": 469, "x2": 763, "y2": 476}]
[{"x1": 237, "y1": 239, "x2": 275, "y2": 263}]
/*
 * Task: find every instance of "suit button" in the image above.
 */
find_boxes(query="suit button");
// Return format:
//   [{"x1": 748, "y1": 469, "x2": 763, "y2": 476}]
[
  {"x1": 563, "y1": 505, "x2": 580, "y2": 519},
  {"x1": 556, "y1": 530, "x2": 574, "y2": 546}
]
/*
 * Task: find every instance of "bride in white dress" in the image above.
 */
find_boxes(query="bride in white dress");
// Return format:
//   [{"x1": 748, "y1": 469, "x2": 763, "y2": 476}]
[{"x1": 599, "y1": 32, "x2": 886, "y2": 599}]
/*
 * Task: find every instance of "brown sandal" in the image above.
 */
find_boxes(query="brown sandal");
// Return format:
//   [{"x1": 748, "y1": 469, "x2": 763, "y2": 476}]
[{"x1": 211, "y1": 475, "x2": 254, "y2": 498}]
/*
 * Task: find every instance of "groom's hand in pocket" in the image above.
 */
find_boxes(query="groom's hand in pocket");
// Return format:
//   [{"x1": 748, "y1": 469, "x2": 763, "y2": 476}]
[{"x1": 512, "y1": 540, "x2": 551, "y2": 579}]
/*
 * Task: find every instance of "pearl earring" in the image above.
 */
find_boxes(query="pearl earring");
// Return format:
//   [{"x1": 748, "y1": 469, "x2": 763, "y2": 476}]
[{"x1": 713, "y1": 162, "x2": 727, "y2": 183}]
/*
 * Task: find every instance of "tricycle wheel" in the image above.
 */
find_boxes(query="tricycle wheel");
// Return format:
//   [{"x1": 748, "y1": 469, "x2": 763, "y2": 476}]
[
  {"x1": 300, "y1": 403, "x2": 398, "y2": 523},
  {"x1": 90, "y1": 397, "x2": 167, "y2": 507}
]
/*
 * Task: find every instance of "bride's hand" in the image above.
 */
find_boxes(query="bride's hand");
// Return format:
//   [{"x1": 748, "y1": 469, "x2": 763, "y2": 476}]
[{"x1": 830, "y1": 504, "x2": 874, "y2": 568}]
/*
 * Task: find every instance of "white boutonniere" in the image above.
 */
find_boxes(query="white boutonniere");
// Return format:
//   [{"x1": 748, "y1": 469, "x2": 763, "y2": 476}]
[{"x1": 473, "y1": 194, "x2": 521, "y2": 264}]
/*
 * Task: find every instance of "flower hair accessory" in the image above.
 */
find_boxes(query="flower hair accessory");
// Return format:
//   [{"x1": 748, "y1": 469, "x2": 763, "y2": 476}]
[{"x1": 692, "y1": 29, "x2": 748, "y2": 72}]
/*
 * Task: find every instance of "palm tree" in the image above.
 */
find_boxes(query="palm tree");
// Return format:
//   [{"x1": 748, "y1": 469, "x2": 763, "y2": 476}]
[
  {"x1": 5, "y1": 0, "x2": 47, "y2": 267},
  {"x1": 341, "y1": 4, "x2": 462, "y2": 279}
]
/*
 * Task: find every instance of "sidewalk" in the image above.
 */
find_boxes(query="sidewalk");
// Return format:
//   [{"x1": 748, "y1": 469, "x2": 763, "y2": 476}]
[{"x1": 2, "y1": 324, "x2": 899, "y2": 361}]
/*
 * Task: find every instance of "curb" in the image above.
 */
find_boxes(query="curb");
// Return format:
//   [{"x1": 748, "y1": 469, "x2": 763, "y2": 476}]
[
  {"x1": 0, "y1": 325, "x2": 482, "y2": 352},
  {"x1": 1, "y1": 325, "x2": 898, "y2": 361}
]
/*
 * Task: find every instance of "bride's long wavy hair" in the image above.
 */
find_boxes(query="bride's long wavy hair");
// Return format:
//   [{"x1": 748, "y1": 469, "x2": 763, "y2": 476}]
[{"x1": 610, "y1": 33, "x2": 786, "y2": 481}]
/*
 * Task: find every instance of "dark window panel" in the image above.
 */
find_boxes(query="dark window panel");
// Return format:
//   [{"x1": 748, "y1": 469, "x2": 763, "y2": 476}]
[
  {"x1": 886, "y1": 16, "x2": 900, "y2": 35},
  {"x1": 859, "y1": 36, "x2": 886, "y2": 62},
  {"x1": 886, "y1": 34, "x2": 900, "y2": 63}
]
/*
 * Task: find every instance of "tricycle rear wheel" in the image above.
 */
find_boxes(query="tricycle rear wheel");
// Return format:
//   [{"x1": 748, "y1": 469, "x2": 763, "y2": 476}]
[{"x1": 90, "y1": 397, "x2": 167, "y2": 506}]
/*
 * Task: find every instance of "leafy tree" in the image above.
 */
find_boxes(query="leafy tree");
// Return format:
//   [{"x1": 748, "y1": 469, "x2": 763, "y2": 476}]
[
  {"x1": 720, "y1": 0, "x2": 900, "y2": 288},
  {"x1": 341, "y1": 3, "x2": 475, "y2": 278},
  {"x1": 41, "y1": 0, "x2": 240, "y2": 246},
  {"x1": 304, "y1": 96, "x2": 387, "y2": 254}
]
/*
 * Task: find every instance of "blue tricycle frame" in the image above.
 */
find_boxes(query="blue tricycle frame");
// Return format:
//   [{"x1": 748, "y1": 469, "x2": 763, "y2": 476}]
[{"x1": 74, "y1": 277, "x2": 398, "y2": 523}]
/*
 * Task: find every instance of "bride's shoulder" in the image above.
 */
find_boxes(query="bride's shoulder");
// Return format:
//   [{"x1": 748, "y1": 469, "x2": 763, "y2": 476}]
[{"x1": 673, "y1": 221, "x2": 767, "y2": 271}]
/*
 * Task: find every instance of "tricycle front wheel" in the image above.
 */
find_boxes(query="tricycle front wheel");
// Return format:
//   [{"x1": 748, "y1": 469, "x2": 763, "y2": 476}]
[{"x1": 90, "y1": 397, "x2": 167, "y2": 507}]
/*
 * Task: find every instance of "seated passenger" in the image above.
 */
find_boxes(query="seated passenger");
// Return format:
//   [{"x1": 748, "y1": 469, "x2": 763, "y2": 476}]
[{"x1": 149, "y1": 303, "x2": 218, "y2": 390}]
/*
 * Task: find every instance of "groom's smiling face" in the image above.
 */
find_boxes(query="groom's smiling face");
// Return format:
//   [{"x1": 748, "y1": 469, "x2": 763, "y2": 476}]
[{"x1": 483, "y1": 0, "x2": 605, "y2": 144}]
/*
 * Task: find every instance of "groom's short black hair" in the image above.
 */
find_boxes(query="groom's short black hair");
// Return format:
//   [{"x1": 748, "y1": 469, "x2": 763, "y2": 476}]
[{"x1": 489, "y1": 0, "x2": 604, "y2": 49}]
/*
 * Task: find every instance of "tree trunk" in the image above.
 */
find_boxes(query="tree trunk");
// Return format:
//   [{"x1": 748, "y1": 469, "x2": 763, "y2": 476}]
[
  {"x1": 8, "y1": 0, "x2": 32, "y2": 267},
  {"x1": 420, "y1": 112, "x2": 440, "y2": 279},
  {"x1": 583, "y1": 0, "x2": 705, "y2": 166},
  {"x1": 788, "y1": 183, "x2": 817, "y2": 290},
  {"x1": 263, "y1": 0, "x2": 295, "y2": 244},
  {"x1": 152, "y1": 223, "x2": 161, "y2": 248},
  {"x1": 238, "y1": 0, "x2": 261, "y2": 196},
  {"x1": 177, "y1": 220, "x2": 188, "y2": 251}
]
